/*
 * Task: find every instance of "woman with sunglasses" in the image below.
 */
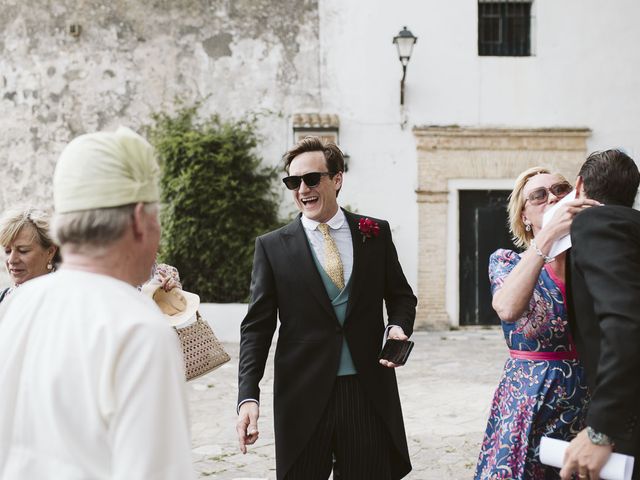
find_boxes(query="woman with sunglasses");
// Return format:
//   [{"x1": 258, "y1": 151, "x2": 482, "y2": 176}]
[{"x1": 475, "y1": 167, "x2": 600, "y2": 480}]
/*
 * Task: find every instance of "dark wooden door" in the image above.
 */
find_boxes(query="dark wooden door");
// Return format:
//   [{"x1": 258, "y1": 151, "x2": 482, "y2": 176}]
[{"x1": 459, "y1": 190, "x2": 517, "y2": 325}]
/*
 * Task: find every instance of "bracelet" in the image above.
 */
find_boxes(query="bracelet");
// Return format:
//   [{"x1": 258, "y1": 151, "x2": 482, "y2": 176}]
[{"x1": 530, "y1": 238, "x2": 555, "y2": 263}]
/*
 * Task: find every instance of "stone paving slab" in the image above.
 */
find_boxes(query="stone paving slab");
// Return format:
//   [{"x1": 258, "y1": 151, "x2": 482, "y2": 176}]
[{"x1": 189, "y1": 327, "x2": 507, "y2": 480}]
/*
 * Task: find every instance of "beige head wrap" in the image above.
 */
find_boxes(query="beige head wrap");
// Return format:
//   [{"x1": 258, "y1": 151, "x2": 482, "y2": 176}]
[{"x1": 54, "y1": 126, "x2": 160, "y2": 213}]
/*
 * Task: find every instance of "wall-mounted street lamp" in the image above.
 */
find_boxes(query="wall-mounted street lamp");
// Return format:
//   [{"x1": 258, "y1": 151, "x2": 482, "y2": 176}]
[{"x1": 392, "y1": 26, "x2": 418, "y2": 106}]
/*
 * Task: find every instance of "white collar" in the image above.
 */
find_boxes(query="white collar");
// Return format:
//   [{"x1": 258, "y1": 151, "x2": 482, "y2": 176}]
[{"x1": 301, "y1": 208, "x2": 346, "y2": 231}]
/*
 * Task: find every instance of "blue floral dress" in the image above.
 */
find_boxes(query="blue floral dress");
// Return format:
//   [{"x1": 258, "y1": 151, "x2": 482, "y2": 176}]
[{"x1": 474, "y1": 249, "x2": 590, "y2": 480}]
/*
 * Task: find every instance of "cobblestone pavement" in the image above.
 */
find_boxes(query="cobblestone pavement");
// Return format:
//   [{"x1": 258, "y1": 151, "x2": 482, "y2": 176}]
[{"x1": 189, "y1": 327, "x2": 507, "y2": 480}]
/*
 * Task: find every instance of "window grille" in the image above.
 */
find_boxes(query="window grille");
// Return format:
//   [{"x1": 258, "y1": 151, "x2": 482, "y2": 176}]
[{"x1": 478, "y1": 0, "x2": 533, "y2": 56}]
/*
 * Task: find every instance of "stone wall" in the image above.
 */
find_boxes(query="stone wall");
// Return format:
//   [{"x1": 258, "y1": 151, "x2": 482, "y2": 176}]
[
  {"x1": 0, "y1": 0, "x2": 320, "y2": 212},
  {"x1": 0, "y1": 0, "x2": 320, "y2": 286}
]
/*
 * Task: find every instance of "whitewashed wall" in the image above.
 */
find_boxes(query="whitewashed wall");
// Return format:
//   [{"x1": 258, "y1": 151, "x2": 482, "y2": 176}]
[{"x1": 318, "y1": 0, "x2": 640, "y2": 291}]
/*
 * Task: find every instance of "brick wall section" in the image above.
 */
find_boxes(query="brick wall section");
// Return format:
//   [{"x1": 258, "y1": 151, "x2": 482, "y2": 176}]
[{"x1": 413, "y1": 127, "x2": 590, "y2": 330}]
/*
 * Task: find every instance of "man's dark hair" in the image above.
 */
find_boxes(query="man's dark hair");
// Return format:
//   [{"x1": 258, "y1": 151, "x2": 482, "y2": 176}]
[
  {"x1": 578, "y1": 149, "x2": 640, "y2": 206},
  {"x1": 283, "y1": 136, "x2": 345, "y2": 174}
]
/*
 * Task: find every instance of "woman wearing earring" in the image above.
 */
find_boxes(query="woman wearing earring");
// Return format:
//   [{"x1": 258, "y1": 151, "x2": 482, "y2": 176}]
[
  {"x1": 474, "y1": 167, "x2": 600, "y2": 480},
  {"x1": 0, "y1": 207, "x2": 60, "y2": 303}
]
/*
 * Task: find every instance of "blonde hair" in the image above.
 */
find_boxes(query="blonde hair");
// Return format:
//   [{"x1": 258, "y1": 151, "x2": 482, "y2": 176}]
[
  {"x1": 0, "y1": 206, "x2": 61, "y2": 264},
  {"x1": 507, "y1": 167, "x2": 570, "y2": 249}
]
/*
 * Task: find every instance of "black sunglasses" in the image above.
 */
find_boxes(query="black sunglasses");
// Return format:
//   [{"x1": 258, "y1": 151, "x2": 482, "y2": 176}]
[
  {"x1": 525, "y1": 182, "x2": 573, "y2": 205},
  {"x1": 282, "y1": 172, "x2": 334, "y2": 190}
]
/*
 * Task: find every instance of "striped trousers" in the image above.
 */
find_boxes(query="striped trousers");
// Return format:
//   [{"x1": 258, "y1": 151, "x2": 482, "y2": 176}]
[{"x1": 285, "y1": 375, "x2": 392, "y2": 480}]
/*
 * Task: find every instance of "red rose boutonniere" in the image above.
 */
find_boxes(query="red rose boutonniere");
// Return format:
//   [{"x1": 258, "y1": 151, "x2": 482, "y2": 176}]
[{"x1": 358, "y1": 218, "x2": 380, "y2": 243}]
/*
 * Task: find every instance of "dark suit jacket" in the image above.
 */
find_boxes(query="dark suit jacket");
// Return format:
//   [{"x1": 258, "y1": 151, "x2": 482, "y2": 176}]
[
  {"x1": 238, "y1": 210, "x2": 417, "y2": 480},
  {"x1": 567, "y1": 205, "x2": 640, "y2": 465}
]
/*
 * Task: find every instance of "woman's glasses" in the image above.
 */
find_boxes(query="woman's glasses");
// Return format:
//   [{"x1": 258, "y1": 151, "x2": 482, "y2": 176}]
[
  {"x1": 282, "y1": 172, "x2": 333, "y2": 190},
  {"x1": 525, "y1": 182, "x2": 573, "y2": 205}
]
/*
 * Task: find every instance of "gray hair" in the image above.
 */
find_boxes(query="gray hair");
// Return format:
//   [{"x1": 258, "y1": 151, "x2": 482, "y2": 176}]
[{"x1": 52, "y1": 202, "x2": 158, "y2": 255}]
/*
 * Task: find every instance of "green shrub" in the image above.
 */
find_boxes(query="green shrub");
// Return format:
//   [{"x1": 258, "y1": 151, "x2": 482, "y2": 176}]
[{"x1": 147, "y1": 105, "x2": 282, "y2": 302}]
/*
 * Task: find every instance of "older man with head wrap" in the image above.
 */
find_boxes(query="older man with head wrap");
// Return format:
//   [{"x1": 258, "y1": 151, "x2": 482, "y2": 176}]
[{"x1": 0, "y1": 127, "x2": 196, "y2": 479}]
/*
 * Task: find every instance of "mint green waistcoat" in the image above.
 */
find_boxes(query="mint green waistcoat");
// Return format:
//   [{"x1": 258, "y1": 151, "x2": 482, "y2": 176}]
[{"x1": 310, "y1": 250, "x2": 357, "y2": 376}]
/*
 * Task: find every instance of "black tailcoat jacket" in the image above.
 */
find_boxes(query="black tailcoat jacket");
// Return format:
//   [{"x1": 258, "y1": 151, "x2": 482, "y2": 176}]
[
  {"x1": 567, "y1": 205, "x2": 640, "y2": 472},
  {"x1": 238, "y1": 210, "x2": 417, "y2": 479}
]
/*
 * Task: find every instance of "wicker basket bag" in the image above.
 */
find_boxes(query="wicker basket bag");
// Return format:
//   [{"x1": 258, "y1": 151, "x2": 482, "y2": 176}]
[{"x1": 175, "y1": 311, "x2": 230, "y2": 381}]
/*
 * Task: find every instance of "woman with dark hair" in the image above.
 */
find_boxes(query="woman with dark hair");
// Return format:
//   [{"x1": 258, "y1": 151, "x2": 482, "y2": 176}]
[
  {"x1": 1, "y1": 207, "x2": 60, "y2": 302},
  {"x1": 474, "y1": 167, "x2": 599, "y2": 479}
]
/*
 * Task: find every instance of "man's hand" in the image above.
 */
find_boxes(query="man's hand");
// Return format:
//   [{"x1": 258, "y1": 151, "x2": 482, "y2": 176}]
[
  {"x1": 236, "y1": 401, "x2": 260, "y2": 454},
  {"x1": 379, "y1": 326, "x2": 409, "y2": 368},
  {"x1": 560, "y1": 428, "x2": 613, "y2": 480}
]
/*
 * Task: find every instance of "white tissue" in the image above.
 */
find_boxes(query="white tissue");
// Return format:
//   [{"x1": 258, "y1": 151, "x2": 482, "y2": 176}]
[{"x1": 541, "y1": 190, "x2": 576, "y2": 258}]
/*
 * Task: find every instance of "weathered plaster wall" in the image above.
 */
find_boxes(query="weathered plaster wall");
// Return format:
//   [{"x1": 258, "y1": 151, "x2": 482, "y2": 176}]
[
  {"x1": 0, "y1": 0, "x2": 320, "y2": 212},
  {"x1": 0, "y1": 0, "x2": 321, "y2": 286}
]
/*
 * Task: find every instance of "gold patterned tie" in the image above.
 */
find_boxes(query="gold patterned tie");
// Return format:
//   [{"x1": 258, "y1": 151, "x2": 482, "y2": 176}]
[{"x1": 318, "y1": 223, "x2": 345, "y2": 290}]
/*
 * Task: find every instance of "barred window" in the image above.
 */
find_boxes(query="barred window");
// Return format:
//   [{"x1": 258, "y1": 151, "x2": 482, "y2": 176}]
[{"x1": 478, "y1": 0, "x2": 533, "y2": 56}]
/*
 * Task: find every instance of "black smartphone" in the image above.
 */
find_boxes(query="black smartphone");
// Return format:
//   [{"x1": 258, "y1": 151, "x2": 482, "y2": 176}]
[{"x1": 379, "y1": 339, "x2": 414, "y2": 365}]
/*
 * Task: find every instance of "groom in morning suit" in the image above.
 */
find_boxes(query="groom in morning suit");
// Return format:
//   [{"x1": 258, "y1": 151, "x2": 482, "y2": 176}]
[
  {"x1": 236, "y1": 136, "x2": 417, "y2": 480},
  {"x1": 561, "y1": 149, "x2": 640, "y2": 480}
]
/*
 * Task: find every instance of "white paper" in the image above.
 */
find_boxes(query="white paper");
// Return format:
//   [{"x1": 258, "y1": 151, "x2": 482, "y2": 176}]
[
  {"x1": 541, "y1": 189, "x2": 576, "y2": 258},
  {"x1": 540, "y1": 436, "x2": 635, "y2": 480}
]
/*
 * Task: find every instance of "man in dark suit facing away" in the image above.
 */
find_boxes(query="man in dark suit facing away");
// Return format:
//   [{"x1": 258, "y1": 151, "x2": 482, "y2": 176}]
[
  {"x1": 236, "y1": 136, "x2": 417, "y2": 480},
  {"x1": 561, "y1": 149, "x2": 640, "y2": 480}
]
